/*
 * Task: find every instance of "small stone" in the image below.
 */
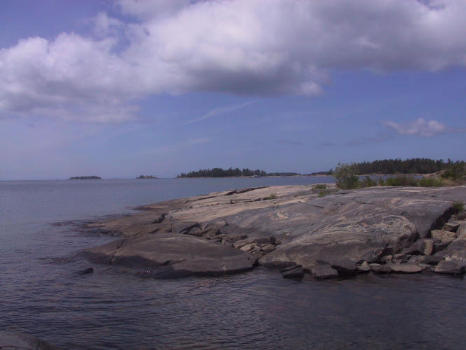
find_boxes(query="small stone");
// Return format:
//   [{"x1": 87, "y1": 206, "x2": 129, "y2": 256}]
[
  {"x1": 423, "y1": 239, "x2": 434, "y2": 256},
  {"x1": 260, "y1": 244, "x2": 276, "y2": 253},
  {"x1": 431, "y1": 230, "x2": 457, "y2": 243},
  {"x1": 443, "y1": 221, "x2": 460, "y2": 232},
  {"x1": 357, "y1": 261, "x2": 370, "y2": 272},
  {"x1": 311, "y1": 263, "x2": 338, "y2": 279},
  {"x1": 232, "y1": 239, "x2": 249, "y2": 249},
  {"x1": 239, "y1": 243, "x2": 256, "y2": 252}
]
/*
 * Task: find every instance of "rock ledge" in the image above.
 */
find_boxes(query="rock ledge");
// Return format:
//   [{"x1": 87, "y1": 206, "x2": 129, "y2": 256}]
[{"x1": 82, "y1": 185, "x2": 466, "y2": 280}]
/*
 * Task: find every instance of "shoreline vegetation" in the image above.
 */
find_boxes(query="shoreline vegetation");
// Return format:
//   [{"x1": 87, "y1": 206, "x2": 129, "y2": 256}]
[
  {"x1": 176, "y1": 159, "x2": 465, "y2": 190},
  {"x1": 333, "y1": 160, "x2": 465, "y2": 190},
  {"x1": 177, "y1": 158, "x2": 464, "y2": 179}
]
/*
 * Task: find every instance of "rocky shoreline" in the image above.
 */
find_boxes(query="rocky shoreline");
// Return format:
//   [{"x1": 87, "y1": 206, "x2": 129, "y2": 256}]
[{"x1": 81, "y1": 185, "x2": 466, "y2": 280}]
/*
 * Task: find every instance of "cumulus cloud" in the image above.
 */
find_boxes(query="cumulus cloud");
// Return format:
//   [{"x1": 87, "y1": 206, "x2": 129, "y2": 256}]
[
  {"x1": 384, "y1": 118, "x2": 446, "y2": 136},
  {"x1": 1, "y1": 0, "x2": 466, "y2": 122}
]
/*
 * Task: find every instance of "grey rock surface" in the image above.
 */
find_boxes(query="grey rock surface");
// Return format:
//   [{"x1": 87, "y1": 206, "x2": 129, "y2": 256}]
[
  {"x1": 86, "y1": 232, "x2": 255, "y2": 278},
  {"x1": 83, "y1": 185, "x2": 466, "y2": 279}
]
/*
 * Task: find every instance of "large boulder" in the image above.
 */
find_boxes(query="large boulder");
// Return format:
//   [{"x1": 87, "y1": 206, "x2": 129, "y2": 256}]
[{"x1": 434, "y1": 260, "x2": 465, "y2": 275}]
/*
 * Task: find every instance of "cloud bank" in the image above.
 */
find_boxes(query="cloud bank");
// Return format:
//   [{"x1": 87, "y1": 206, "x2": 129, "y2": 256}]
[
  {"x1": 384, "y1": 118, "x2": 446, "y2": 136},
  {"x1": 1, "y1": 0, "x2": 466, "y2": 122}
]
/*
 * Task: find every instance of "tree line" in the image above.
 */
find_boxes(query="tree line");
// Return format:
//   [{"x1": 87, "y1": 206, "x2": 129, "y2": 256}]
[
  {"x1": 178, "y1": 168, "x2": 267, "y2": 178},
  {"x1": 177, "y1": 159, "x2": 464, "y2": 178},
  {"x1": 347, "y1": 158, "x2": 460, "y2": 175}
]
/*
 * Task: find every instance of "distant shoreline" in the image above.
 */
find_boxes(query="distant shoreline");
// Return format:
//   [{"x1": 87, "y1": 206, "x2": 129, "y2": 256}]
[{"x1": 69, "y1": 176, "x2": 102, "y2": 180}]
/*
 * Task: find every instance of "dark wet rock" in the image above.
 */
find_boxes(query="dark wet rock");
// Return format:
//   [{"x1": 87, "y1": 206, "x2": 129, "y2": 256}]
[
  {"x1": 0, "y1": 331, "x2": 58, "y2": 349},
  {"x1": 325, "y1": 258, "x2": 357, "y2": 276},
  {"x1": 77, "y1": 267, "x2": 94, "y2": 275},
  {"x1": 280, "y1": 265, "x2": 304, "y2": 279},
  {"x1": 225, "y1": 187, "x2": 267, "y2": 195},
  {"x1": 404, "y1": 240, "x2": 424, "y2": 255},
  {"x1": 404, "y1": 239, "x2": 434, "y2": 256},
  {"x1": 85, "y1": 233, "x2": 255, "y2": 278},
  {"x1": 82, "y1": 185, "x2": 466, "y2": 279},
  {"x1": 152, "y1": 213, "x2": 167, "y2": 224},
  {"x1": 311, "y1": 263, "x2": 338, "y2": 279},
  {"x1": 432, "y1": 240, "x2": 451, "y2": 254}
]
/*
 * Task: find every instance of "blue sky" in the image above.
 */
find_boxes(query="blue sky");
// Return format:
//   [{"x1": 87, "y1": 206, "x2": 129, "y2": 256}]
[{"x1": 1, "y1": 0, "x2": 465, "y2": 179}]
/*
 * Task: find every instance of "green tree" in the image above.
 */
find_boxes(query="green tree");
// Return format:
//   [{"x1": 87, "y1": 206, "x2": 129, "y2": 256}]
[{"x1": 334, "y1": 163, "x2": 360, "y2": 189}]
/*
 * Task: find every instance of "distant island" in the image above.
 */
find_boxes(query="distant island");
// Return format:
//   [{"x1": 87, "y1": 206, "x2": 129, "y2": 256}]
[
  {"x1": 137, "y1": 175, "x2": 158, "y2": 179},
  {"x1": 69, "y1": 176, "x2": 102, "y2": 180},
  {"x1": 306, "y1": 171, "x2": 333, "y2": 176},
  {"x1": 177, "y1": 168, "x2": 300, "y2": 178}
]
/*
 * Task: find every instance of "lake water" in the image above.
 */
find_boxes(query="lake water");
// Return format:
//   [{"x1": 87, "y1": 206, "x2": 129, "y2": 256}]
[{"x1": 1, "y1": 178, "x2": 465, "y2": 349}]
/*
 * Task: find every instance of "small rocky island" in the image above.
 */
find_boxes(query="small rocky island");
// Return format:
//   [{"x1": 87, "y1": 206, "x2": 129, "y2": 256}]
[
  {"x1": 69, "y1": 176, "x2": 101, "y2": 180},
  {"x1": 82, "y1": 185, "x2": 466, "y2": 280},
  {"x1": 137, "y1": 175, "x2": 158, "y2": 179}
]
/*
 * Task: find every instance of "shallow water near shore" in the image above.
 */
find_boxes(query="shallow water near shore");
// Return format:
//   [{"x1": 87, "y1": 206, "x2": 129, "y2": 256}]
[{"x1": 1, "y1": 178, "x2": 465, "y2": 349}]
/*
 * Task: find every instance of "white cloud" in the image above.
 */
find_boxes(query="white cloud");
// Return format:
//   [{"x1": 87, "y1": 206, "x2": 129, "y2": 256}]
[
  {"x1": 93, "y1": 12, "x2": 124, "y2": 37},
  {"x1": 384, "y1": 118, "x2": 446, "y2": 136},
  {"x1": 1, "y1": 0, "x2": 466, "y2": 122}
]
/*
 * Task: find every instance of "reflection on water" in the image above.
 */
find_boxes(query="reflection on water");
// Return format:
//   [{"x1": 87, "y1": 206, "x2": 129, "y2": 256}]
[{"x1": 0, "y1": 179, "x2": 464, "y2": 349}]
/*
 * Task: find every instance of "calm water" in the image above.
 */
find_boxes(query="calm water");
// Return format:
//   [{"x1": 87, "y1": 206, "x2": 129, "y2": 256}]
[{"x1": 0, "y1": 178, "x2": 465, "y2": 350}]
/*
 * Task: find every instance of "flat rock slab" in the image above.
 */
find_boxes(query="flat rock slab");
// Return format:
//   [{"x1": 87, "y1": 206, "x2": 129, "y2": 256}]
[
  {"x1": 84, "y1": 185, "x2": 466, "y2": 279},
  {"x1": 86, "y1": 233, "x2": 256, "y2": 278},
  {"x1": 388, "y1": 263, "x2": 425, "y2": 273},
  {"x1": 0, "y1": 331, "x2": 58, "y2": 350}
]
